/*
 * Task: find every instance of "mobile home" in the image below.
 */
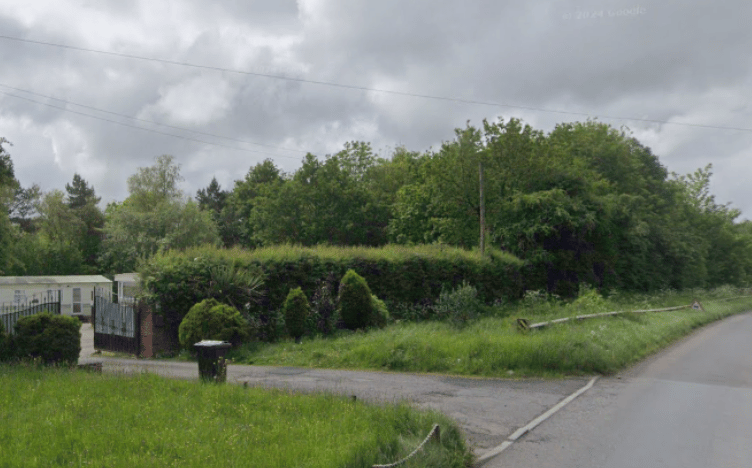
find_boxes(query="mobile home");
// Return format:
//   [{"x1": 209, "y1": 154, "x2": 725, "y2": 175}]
[
  {"x1": 0, "y1": 275, "x2": 112, "y2": 318},
  {"x1": 113, "y1": 273, "x2": 140, "y2": 301}
]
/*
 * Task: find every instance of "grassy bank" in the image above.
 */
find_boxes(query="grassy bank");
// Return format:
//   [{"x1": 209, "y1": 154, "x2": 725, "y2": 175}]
[
  {"x1": 230, "y1": 290, "x2": 752, "y2": 377},
  {"x1": 0, "y1": 366, "x2": 473, "y2": 468}
]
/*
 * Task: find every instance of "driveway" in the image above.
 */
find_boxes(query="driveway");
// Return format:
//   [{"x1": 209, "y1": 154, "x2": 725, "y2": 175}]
[{"x1": 79, "y1": 323, "x2": 590, "y2": 454}]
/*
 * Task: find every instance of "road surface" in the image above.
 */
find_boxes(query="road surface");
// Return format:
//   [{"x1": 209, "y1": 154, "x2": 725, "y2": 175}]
[{"x1": 488, "y1": 311, "x2": 752, "y2": 467}]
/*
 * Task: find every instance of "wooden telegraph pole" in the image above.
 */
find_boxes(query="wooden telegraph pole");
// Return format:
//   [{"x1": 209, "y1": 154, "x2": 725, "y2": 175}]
[{"x1": 479, "y1": 160, "x2": 486, "y2": 257}]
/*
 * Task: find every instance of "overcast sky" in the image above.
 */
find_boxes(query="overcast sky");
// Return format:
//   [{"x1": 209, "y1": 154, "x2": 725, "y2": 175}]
[{"x1": 1, "y1": 0, "x2": 751, "y2": 219}]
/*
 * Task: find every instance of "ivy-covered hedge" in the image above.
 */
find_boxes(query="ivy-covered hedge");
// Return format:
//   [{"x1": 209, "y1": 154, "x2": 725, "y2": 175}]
[{"x1": 139, "y1": 244, "x2": 525, "y2": 329}]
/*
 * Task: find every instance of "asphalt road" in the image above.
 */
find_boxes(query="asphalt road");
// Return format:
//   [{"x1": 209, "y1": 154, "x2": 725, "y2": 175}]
[{"x1": 491, "y1": 311, "x2": 752, "y2": 468}]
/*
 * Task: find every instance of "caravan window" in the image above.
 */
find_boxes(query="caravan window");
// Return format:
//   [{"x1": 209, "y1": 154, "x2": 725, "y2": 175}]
[{"x1": 73, "y1": 288, "x2": 82, "y2": 314}]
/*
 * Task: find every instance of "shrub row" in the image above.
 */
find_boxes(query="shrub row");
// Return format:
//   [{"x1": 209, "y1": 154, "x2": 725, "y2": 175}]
[
  {"x1": 139, "y1": 244, "x2": 525, "y2": 325},
  {"x1": 179, "y1": 270, "x2": 391, "y2": 348}
]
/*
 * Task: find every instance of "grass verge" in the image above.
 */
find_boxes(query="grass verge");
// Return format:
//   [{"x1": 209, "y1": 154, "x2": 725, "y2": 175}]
[
  {"x1": 230, "y1": 292, "x2": 752, "y2": 377},
  {"x1": 0, "y1": 366, "x2": 473, "y2": 468}
]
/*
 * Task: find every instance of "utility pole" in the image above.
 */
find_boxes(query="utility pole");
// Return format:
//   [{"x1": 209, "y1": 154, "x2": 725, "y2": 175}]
[{"x1": 479, "y1": 159, "x2": 486, "y2": 257}]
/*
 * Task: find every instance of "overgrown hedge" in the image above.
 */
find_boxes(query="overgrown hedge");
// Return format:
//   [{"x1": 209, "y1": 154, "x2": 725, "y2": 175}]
[{"x1": 139, "y1": 244, "x2": 525, "y2": 328}]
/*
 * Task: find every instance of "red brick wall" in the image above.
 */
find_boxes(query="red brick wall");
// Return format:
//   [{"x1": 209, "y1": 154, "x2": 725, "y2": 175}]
[{"x1": 138, "y1": 305, "x2": 178, "y2": 358}]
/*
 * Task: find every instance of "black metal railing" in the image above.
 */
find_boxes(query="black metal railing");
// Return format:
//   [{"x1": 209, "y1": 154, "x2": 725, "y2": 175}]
[
  {"x1": 92, "y1": 287, "x2": 141, "y2": 355},
  {"x1": 0, "y1": 290, "x2": 62, "y2": 335}
]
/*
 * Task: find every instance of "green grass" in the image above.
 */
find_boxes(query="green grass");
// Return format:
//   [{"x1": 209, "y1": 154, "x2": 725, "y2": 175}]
[
  {"x1": 0, "y1": 366, "x2": 473, "y2": 468},
  {"x1": 230, "y1": 289, "x2": 752, "y2": 377}
]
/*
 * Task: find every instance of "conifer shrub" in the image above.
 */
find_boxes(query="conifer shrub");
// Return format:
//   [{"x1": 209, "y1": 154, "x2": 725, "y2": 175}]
[
  {"x1": 371, "y1": 295, "x2": 390, "y2": 328},
  {"x1": 13, "y1": 313, "x2": 81, "y2": 365},
  {"x1": 338, "y1": 269, "x2": 374, "y2": 330},
  {"x1": 178, "y1": 299, "x2": 249, "y2": 351},
  {"x1": 283, "y1": 287, "x2": 310, "y2": 343}
]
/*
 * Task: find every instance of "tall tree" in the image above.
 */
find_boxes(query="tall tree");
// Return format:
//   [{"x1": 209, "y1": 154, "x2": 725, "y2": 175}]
[
  {"x1": 0, "y1": 138, "x2": 19, "y2": 274},
  {"x1": 9, "y1": 184, "x2": 41, "y2": 233},
  {"x1": 250, "y1": 151, "x2": 389, "y2": 246},
  {"x1": 63, "y1": 173, "x2": 104, "y2": 268},
  {"x1": 197, "y1": 177, "x2": 240, "y2": 248},
  {"x1": 65, "y1": 173, "x2": 101, "y2": 210},
  {"x1": 0, "y1": 137, "x2": 17, "y2": 198},
  {"x1": 669, "y1": 164, "x2": 751, "y2": 286},
  {"x1": 37, "y1": 190, "x2": 85, "y2": 246},
  {"x1": 196, "y1": 177, "x2": 228, "y2": 214},
  {"x1": 127, "y1": 155, "x2": 183, "y2": 211},
  {"x1": 100, "y1": 156, "x2": 219, "y2": 273},
  {"x1": 223, "y1": 159, "x2": 285, "y2": 247}
]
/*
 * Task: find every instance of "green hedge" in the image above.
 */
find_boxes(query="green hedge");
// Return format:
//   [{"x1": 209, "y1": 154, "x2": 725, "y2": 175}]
[{"x1": 139, "y1": 244, "x2": 525, "y2": 334}]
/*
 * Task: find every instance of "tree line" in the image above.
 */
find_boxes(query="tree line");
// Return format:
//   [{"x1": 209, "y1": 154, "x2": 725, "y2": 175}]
[{"x1": 1, "y1": 118, "x2": 750, "y2": 295}]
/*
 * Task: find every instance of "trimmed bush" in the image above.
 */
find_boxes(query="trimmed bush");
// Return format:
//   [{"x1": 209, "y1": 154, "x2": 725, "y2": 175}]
[
  {"x1": 371, "y1": 295, "x2": 390, "y2": 328},
  {"x1": 178, "y1": 299, "x2": 249, "y2": 350},
  {"x1": 338, "y1": 270, "x2": 374, "y2": 330},
  {"x1": 283, "y1": 288, "x2": 310, "y2": 343},
  {"x1": 14, "y1": 313, "x2": 81, "y2": 365}
]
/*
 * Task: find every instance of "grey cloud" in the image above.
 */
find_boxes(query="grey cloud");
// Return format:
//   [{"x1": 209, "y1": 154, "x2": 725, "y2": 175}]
[{"x1": 0, "y1": 0, "x2": 750, "y2": 218}]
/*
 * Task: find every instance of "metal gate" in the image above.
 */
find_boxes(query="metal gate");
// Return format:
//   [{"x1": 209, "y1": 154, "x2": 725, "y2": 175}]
[{"x1": 93, "y1": 287, "x2": 141, "y2": 355}]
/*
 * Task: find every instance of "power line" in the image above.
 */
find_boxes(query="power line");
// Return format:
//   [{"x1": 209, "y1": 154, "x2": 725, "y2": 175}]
[
  {"x1": 3, "y1": 34, "x2": 752, "y2": 133},
  {"x1": 0, "y1": 91, "x2": 303, "y2": 159},
  {"x1": 0, "y1": 83, "x2": 307, "y2": 155}
]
